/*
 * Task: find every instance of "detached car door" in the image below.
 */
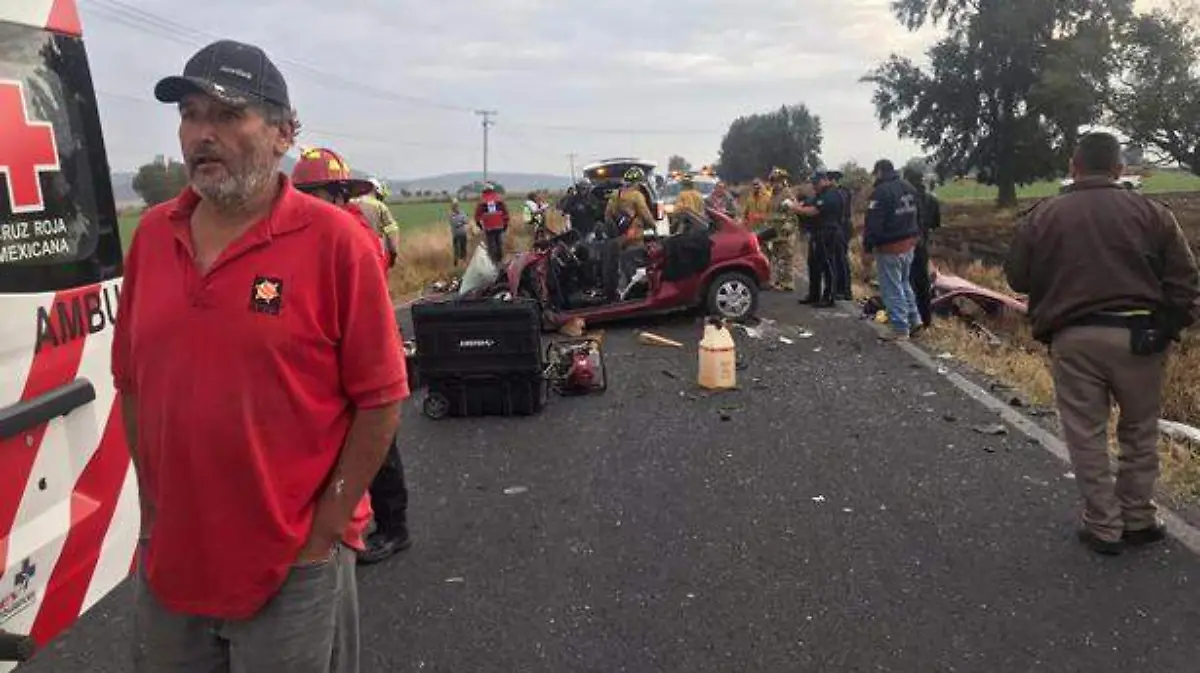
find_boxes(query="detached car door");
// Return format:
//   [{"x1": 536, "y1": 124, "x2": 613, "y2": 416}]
[{"x1": 0, "y1": 1, "x2": 136, "y2": 667}]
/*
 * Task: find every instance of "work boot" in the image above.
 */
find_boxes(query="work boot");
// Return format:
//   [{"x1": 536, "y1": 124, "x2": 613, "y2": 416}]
[
  {"x1": 1077, "y1": 528, "x2": 1124, "y2": 556},
  {"x1": 357, "y1": 526, "x2": 413, "y2": 566},
  {"x1": 1122, "y1": 522, "x2": 1168, "y2": 548}
]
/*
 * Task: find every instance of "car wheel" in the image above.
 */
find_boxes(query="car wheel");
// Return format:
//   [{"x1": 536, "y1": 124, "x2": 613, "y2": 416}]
[
  {"x1": 423, "y1": 391, "x2": 450, "y2": 420},
  {"x1": 706, "y1": 272, "x2": 758, "y2": 322}
]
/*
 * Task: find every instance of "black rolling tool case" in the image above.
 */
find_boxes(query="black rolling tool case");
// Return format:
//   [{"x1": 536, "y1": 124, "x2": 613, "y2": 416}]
[{"x1": 410, "y1": 297, "x2": 546, "y2": 418}]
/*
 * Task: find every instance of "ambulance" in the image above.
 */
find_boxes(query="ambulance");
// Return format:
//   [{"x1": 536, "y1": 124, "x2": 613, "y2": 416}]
[{"x1": 0, "y1": 0, "x2": 137, "y2": 668}]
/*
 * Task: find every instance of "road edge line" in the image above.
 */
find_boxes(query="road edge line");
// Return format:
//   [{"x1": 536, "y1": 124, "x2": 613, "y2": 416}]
[{"x1": 836, "y1": 299, "x2": 1200, "y2": 556}]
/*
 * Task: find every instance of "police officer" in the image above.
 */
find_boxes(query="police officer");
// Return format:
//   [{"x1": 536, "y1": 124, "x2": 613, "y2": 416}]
[
  {"x1": 603, "y1": 166, "x2": 658, "y2": 297},
  {"x1": 561, "y1": 178, "x2": 602, "y2": 241},
  {"x1": 827, "y1": 170, "x2": 854, "y2": 300},
  {"x1": 763, "y1": 167, "x2": 798, "y2": 291},
  {"x1": 1005, "y1": 132, "x2": 1200, "y2": 556},
  {"x1": 902, "y1": 167, "x2": 942, "y2": 328},
  {"x1": 789, "y1": 171, "x2": 843, "y2": 307},
  {"x1": 863, "y1": 159, "x2": 923, "y2": 341}
]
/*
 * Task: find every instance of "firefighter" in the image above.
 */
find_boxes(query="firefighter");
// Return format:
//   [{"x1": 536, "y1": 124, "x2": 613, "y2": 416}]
[
  {"x1": 740, "y1": 178, "x2": 772, "y2": 227},
  {"x1": 603, "y1": 166, "x2": 658, "y2": 297},
  {"x1": 291, "y1": 147, "x2": 413, "y2": 565},
  {"x1": 707, "y1": 180, "x2": 736, "y2": 216},
  {"x1": 291, "y1": 147, "x2": 388, "y2": 268},
  {"x1": 354, "y1": 177, "x2": 401, "y2": 269},
  {"x1": 474, "y1": 183, "x2": 511, "y2": 263},
  {"x1": 764, "y1": 167, "x2": 797, "y2": 292},
  {"x1": 671, "y1": 173, "x2": 707, "y2": 234},
  {"x1": 788, "y1": 171, "x2": 844, "y2": 307}
]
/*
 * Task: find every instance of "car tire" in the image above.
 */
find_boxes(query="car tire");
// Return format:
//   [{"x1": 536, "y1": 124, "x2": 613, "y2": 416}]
[
  {"x1": 706, "y1": 272, "x2": 758, "y2": 322},
  {"x1": 423, "y1": 392, "x2": 451, "y2": 420}
]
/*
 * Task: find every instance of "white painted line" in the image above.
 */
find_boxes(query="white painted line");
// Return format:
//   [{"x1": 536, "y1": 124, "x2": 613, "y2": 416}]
[{"x1": 840, "y1": 299, "x2": 1200, "y2": 556}]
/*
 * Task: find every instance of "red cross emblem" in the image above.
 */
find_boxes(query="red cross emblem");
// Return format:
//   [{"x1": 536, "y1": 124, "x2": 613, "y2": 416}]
[{"x1": 0, "y1": 80, "x2": 61, "y2": 214}]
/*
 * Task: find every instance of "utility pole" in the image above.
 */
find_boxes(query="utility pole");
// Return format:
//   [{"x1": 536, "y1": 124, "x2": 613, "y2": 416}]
[
  {"x1": 567, "y1": 153, "x2": 578, "y2": 181},
  {"x1": 475, "y1": 109, "x2": 497, "y2": 184}
]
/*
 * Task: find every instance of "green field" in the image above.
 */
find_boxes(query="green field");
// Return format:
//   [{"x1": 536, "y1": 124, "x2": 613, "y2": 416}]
[
  {"x1": 117, "y1": 199, "x2": 456, "y2": 251},
  {"x1": 934, "y1": 170, "x2": 1200, "y2": 202}
]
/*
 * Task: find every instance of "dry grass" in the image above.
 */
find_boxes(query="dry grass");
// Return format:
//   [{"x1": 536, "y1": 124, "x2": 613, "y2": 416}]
[
  {"x1": 873, "y1": 194, "x2": 1200, "y2": 505},
  {"x1": 386, "y1": 212, "x2": 562, "y2": 300}
]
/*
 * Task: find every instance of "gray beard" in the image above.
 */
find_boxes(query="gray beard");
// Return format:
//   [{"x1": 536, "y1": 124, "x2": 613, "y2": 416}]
[{"x1": 191, "y1": 157, "x2": 279, "y2": 213}]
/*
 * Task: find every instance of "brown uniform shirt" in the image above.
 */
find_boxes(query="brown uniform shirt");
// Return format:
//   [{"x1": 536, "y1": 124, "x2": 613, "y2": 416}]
[{"x1": 1004, "y1": 177, "x2": 1200, "y2": 342}]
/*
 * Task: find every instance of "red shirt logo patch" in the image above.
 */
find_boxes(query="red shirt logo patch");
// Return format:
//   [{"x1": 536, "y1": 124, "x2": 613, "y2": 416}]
[
  {"x1": 250, "y1": 276, "x2": 283, "y2": 315},
  {"x1": 0, "y1": 80, "x2": 61, "y2": 214}
]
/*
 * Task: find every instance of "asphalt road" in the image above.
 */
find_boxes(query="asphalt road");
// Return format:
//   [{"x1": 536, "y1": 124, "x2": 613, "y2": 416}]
[{"x1": 23, "y1": 293, "x2": 1200, "y2": 672}]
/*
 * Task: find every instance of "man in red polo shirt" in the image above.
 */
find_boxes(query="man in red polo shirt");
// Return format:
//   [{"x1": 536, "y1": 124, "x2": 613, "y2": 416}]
[{"x1": 112, "y1": 39, "x2": 407, "y2": 673}]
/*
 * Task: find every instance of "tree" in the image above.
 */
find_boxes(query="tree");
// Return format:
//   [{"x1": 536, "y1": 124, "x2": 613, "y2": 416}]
[
  {"x1": 904, "y1": 156, "x2": 930, "y2": 177},
  {"x1": 717, "y1": 104, "x2": 823, "y2": 184},
  {"x1": 667, "y1": 155, "x2": 692, "y2": 173},
  {"x1": 837, "y1": 161, "x2": 873, "y2": 194},
  {"x1": 863, "y1": 0, "x2": 1133, "y2": 207},
  {"x1": 1109, "y1": 9, "x2": 1200, "y2": 175},
  {"x1": 132, "y1": 155, "x2": 189, "y2": 206}
]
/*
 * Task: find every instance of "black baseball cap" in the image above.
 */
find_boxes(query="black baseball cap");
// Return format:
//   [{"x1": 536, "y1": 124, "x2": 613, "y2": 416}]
[{"x1": 155, "y1": 39, "x2": 290, "y2": 109}]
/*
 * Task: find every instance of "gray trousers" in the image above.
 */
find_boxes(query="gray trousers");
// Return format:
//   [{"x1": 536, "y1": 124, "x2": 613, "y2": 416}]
[{"x1": 132, "y1": 544, "x2": 359, "y2": 673}]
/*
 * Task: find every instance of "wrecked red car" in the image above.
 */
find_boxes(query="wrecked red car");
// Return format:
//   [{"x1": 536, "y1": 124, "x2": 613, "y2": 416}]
[{"x1": 467, "y1": 208, "x2": 771, "y2": 328}]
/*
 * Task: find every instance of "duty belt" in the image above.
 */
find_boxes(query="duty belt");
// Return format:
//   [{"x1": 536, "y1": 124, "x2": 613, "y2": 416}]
[{"x1": 1070, "y1": 309, "x2": 1154, "y2": 329}]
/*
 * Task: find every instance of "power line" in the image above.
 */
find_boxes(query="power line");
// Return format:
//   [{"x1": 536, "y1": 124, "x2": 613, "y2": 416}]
[
  {"x1": 87, "y1": 0, "x2": 477, "y2": 113},
  {"x1": 93, "y1": 89, "x2": 475, "y2": 151},
  {"x1": 84, "y1": 0, "x2": 727, "y2": 138}
]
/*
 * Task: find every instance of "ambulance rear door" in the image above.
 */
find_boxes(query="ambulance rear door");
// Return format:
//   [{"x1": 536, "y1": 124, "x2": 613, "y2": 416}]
[{"x1": 0, "y1": 0, "x2": 137, "y2": 667}]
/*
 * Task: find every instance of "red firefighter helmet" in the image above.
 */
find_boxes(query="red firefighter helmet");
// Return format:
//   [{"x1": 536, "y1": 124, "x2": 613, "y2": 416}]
[{"x1": 291, "y1": 147, "x2": 374, "y2": 198}]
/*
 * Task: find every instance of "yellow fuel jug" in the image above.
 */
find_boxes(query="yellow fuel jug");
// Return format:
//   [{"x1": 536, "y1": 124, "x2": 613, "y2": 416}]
[{"x1": 698, "y1": 319, "x2": 737, "y2": 390}]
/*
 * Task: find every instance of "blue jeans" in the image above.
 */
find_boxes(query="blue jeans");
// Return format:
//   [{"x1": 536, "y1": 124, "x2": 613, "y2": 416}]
[{"x1": 876, "y1": 250, "x2": 921, "y2": 334}]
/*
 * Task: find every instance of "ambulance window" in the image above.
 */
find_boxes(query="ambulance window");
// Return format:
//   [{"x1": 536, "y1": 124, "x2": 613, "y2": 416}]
[{"x1": 0, "y1": 22, "x2": 123, "y2": 294}]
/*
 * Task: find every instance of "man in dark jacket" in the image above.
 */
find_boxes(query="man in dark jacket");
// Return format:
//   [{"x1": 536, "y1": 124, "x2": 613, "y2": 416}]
[
  {"x1": 864, "y1": 159, "x2": 923, "y2": 340},
  {"x1": 561, "y1": 178, "x2": 602, "y2": 240},
  {"x1": 902, "y1": 168, "x2": 942, "y2": 327},
  {"x1": 1005, "y1": 132, "x2": 1200, "y2": 556}
]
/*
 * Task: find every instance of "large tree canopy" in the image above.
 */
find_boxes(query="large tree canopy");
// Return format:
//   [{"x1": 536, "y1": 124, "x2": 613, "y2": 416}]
[
  {"x1": 1109, "y1": 8, "x2": 1200, "y2": 175},
  {"x1": 864, "y1": 0, "x2": 1133, "y2": 206},
  {"x1": 717, "y1": 105, "x2": 822, "y2": 184}
]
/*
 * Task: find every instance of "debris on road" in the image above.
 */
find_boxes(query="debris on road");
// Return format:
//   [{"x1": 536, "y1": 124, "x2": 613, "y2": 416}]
[
  {"x1": 661, "y1": 369, "x2": 679, "y2": 380},
  {"x1": 503, "y1": 486, "x2": 529, "y2": 496},
  {"x1": 779, "y1": 336, "x2": 795, "y2": 345},
  {"x1": 638, "y1": 331, "x2": 683, "y2": 348},
  {"x1": 559, "y1": 317, "x2": 586, "y2": 338},
  {"x1": 943, "y1": 413, "x2": 958, "y2": 423},
  {"x1": 811, "y1": 495, "x2": 826, "y2": 503},
  {"x1": 444, "y1": 577, "x2": 465, "y2": 584},
  {"x1": 936, "y1": 352, "x2": 955, "y2": 360},
  {"x1": 973, "y1": 423, "x2": 1009, "y2": 436}
]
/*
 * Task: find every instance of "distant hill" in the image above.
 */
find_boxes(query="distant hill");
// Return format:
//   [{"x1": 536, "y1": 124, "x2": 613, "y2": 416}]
[
  {"x1": 389, "y1": 172, "x2": 571, "y2": 195},
  {"x1": 109, "y1": 164, "x2": 566, "y2": 207}
]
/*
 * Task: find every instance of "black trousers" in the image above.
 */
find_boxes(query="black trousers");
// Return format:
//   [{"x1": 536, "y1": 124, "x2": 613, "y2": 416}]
[
  {"x1": 834, "y1": 228, "x2": 852, "y2": 299},
  {"x1": 484, "y1": 229, "x2": 505, "y2": 264},
  {"x1": 452, "y1": 234, "x2": 468, "y2": 263},
  {"x1": 805, "y1": 228, "x2": 837, "y2": 303},
  {"x1": 368, "y1": 433, "x2": 408, "y2": 537},
  {"x1": 911, "y1": 240, "x2": 933, "y2": 326}
]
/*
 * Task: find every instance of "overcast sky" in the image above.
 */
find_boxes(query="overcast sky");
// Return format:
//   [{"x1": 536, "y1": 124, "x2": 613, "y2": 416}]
[{"x1": 79, "y1": 0, "x2": 1172, "y2": 180}]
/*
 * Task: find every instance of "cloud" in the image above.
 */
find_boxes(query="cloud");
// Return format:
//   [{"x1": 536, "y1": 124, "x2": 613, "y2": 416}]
[{"x1": 74, "y1": 0, "x2": 1159, "y2": 180}]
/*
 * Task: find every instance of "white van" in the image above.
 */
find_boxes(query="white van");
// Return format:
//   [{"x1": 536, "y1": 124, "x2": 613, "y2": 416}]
[{"x1": 0, "y1": 1, "x2": 136, "y2": 668}]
